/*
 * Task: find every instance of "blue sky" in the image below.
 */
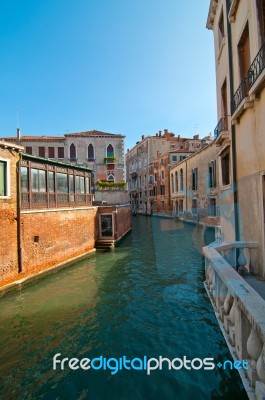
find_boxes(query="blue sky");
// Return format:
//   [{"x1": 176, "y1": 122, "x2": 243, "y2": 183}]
[{"x1": 0, "y1": 0, "x2": 216, "y2": 149}]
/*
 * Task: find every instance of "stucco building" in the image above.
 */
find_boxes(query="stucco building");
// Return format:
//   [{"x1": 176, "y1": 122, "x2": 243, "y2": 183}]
[
  {"x1": 126, "y1": 129, "x2": 212, "y2": 213},
  {"x1": 207, "y1": 0, "x2": 265, "y2": 278},
  {"x1": 4, "y1": 130, "x2": 126, "y2": 186},
  {"x1": 169, "y1": 142, "x2": 220, "y2": 227}
]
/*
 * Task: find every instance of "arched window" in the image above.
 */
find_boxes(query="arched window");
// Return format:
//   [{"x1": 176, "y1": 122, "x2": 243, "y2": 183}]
[
  {"x1": 107, "y1": 144, "x2": 114, "y2": 157},
  {"x1": 171, "y1": 173, "x2": 174, "y2": 193},
  {"x1": 87, "y1": 144, "x2": 94, "y2": 160},
  {"x1": 175, "y1": 171, "x2": 178, "y2": 192},
  {"x1": 70, "y1": 143, "x2": 76, "y2": 160},
  {"x1": 180, "y1": 169, "x2": 184, "y2": 192}
]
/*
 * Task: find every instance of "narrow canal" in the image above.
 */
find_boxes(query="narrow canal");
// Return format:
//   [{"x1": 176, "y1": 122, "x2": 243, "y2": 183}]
[{"x1": 0, "y1": 217, "x2": 247, "y2": 400}]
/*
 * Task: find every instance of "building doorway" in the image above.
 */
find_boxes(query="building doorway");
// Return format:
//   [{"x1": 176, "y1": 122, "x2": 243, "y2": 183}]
[{"x1": 100, "y1": 214, "x2": 113, "y2": 237}]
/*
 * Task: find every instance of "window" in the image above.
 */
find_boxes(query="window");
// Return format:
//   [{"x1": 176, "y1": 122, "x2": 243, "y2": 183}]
[
  {"x1": 192, "y1": 168, "x2": 198, "y2": 191},
  {"x1": 108, "y1": 175, "x2": 114, "y2": 182},
  {"x1": 256, "y1": 0, "x2": 265, "y2": 43},
  {"x1": 70, "y1": 143, "x2": 76, "y2": 160},
  {"x1": 154, "y1": 173, "x2": 157, "y2": 182},
  {"x1": 172, "y1": 155, "x2": 177, "y2": 162},
  {"x1": 21, "y1": 167, "x2": 28, "y2": 193},
  {"x1": 25, "y1": 146, "x2": 32, "y2": 155},
  {"x1": 209, "y1": 161, "x2": 217, "y2": 188},
  {"x1": 69, "y1": 175, "x2": 74, "y2": 193},
  {"x1": 209, "y1": 198, "x2": 217, "y2": 216},
  {"x1": 39, "y1": 147, "x2": 45, "y2": 157},
  {"x1": 171, "y1": 174, "x2": 174, "y2": 193},
  {"x1": 107, "y1": 144, "x2": 114, "y2": 157},
  {"x1": 238, "y1": 23, "x2": 250, "y2": 88},
  {"x1": 180, "y1": 169, "x2": 184, "y2": 192},
  {"x1": 58, "y1": 147, "x2": 64, "y2": 159},
  {"x1": 180, "y1": 156, "x2": 186, "y2": 161},
  {"x1": 179, "y1": 199, "x2": 183, "y2": 212},
  {"x1": 31, "y1": 169, "x2": 46, "y2": 192},
  {"x1": 221, "y1": 79, "x2": 228, "y2": 120},
  {"x1": 192, "y1": 199, "x2": 197, "y2": 215},
  {"x1": 149, "y1": 175, "x2": 153, "y2": 184},
  {"x1": 48, "y1": 171, "x2": 55, "y2": 192},
  {"x1": 218, "y1": 9, "x2": 225, "y2": 48},
  {"x1": 160, "y1": 185, "x2": 165, "y2": 195},
  {"x1": 48, "y1": 147, "x2": 55, "y2": 158},
  {"x1": 0, "y1": 160, "x2": 7, "y2": 196},
  {"x1": 221, "y1": 148, "x2": 230, "y2": 186},
  {"x1": 75, "y1": 176, "x2": 85, "y2": 193},
  {"x1": 57, "y1": 173, "x2": 68, "y2": 193},
  {"x1": 175, "y1": 171, "x2": 178, "y2": 192},
  {"x1": 88, "y1": 144, "x2": 94, "y2": 160},
  {"x1": 160, "y1": 159, "x2": 164, "y2": 165},
  {"x1": 161, "y1": 170, "x2": 164, "y2": 180}
]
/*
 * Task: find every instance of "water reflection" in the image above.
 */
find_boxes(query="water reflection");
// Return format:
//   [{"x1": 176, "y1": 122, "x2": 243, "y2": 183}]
[{"x1": 0, "y1": 217, "x2": 247, "y2": 400}]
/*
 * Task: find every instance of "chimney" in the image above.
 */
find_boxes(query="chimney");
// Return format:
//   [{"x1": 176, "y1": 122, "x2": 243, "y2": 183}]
[
  {"x1": 156, "y1": 133, "x2": 158, "y2": 137},
  {"x1": 17, "y1": 128, "x2": 21, "y2": 144},
  {"x1": 142, "y1": 135, "x2": 145, "y2": 140},
  {"x1": 159, "y1": 131, "x2": 162, "y2": 137}
]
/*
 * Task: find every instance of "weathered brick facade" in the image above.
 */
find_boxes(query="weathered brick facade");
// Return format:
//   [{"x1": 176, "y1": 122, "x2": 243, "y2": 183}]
[
  {"x1": 97, "y1": 205, "x2": 132, "y2": 241},
  {"x1": 21, "y1": 207, "x2": 97, "y2": 275},
  {"x1": 0, "y1": 143, "x2": 23, "y2": 283}
]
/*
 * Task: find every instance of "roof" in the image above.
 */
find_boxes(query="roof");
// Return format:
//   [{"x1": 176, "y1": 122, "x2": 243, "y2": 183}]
[
  {"x1": 0, "y1": 140, "x2": 24, "y2": 152},
  {"x1": 22, "y1": 154, "x2": 93, "y2": 172},
  {"x1": 64, "y1": 130, "x2": 125, "y2": 138},
  {"x1": 4, "y1": 136, "x2": 65, "y2": 142}
]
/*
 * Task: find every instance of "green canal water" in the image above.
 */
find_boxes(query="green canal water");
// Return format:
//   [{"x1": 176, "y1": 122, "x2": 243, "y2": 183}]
[{"x1": 0, "y1": 217, "x2": 247, "y2": 400}]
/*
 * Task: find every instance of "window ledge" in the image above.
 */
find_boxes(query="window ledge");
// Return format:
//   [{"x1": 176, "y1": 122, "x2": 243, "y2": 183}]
[
  {"x1": 231, "y1": 96, "x2": 254, "y2": 124},
  {"x1": 220, "y1": 184, "x2": 232, "y2": 192}
]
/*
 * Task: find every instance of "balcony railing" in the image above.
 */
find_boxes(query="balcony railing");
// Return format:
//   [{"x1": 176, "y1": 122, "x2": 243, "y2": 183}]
[
  {"x1": 214, "y1": 117, "x2": 228, "y2": 139},
  {"x1": 104, "y1": 157, "x2": 117, "y2": 164},
  {"x1": 203, "y1": 241, "x2": 265, "y2": 399},
  {"x1": 248, "y1": 40, "x2": 265, "y2": 90},
  {"x1": 231, "y1": 40, "x2": 265, "y2": 115},
  {"x1": 231, "y1": 78, "x2": 248, "y2": 115}
]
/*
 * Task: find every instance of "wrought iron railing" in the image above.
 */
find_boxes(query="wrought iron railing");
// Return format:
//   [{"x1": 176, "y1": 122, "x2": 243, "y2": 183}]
[
  {"x1": 248, "y1": 40, "x2": 265, "y2": 89},
  {"x1": 231, "y1": 78, "x2": 248, "y2": 114},
  {"x1": 231, "y1": 40, "x2": 265, "y2": 114},
  {"x1": 214, "y1": 117, "x2": 228, "y2": 139}
]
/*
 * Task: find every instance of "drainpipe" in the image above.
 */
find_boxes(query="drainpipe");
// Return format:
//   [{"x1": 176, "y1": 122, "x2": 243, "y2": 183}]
[
  {"x1": 226, "y1": 1, "x2": 240, "y2": 253},
  {"x1": 17, "y1": 153, "x2": 23, "y2": 273}
]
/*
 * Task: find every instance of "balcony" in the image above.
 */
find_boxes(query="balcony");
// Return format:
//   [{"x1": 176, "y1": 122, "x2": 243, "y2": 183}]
[
  {"x1": 214, "y1": 117, "x2": 229, "y2": 144},
  {"x1": 104, "y1": 156, "x2": 117, "y2": 164},
  {"x1": 248, "y1": 40, "x2": 265, "y2": 92},
  {"x1": 231, "y1": 40, "x2": 265, "y2": 121},
  {"x1": 231, "y1": 78, "x2": 248, "y2": 115}
]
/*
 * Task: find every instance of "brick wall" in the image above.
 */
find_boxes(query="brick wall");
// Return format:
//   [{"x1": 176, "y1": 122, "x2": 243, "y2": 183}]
[
  {"x1": 0, "y1": 147, "x2": 20, "y2": 282},
  {"x1": 20, "y1": 207, "x2": 97, "y2": 275},
  {"x1": 96, "y1": 205, "x2": 131, "y2": 240}
]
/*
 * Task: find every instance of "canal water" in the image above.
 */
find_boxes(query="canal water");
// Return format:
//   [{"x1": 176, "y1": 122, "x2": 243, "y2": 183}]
[{"x1": 0, "y1": 216, "x2": 247, "y2": 400}]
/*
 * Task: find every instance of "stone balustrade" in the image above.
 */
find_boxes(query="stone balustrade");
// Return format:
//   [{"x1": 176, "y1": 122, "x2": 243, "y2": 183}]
[{"x1": 203, "y1": 241, "x2": 265, "y2": 400}]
